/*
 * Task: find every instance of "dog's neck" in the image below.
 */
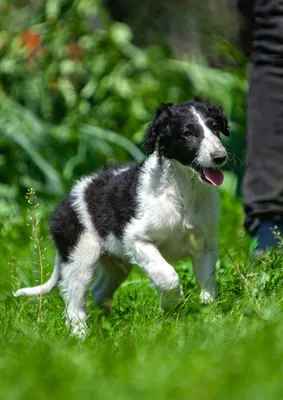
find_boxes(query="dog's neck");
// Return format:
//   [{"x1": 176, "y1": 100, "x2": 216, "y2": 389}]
[
  {"x1": 143, "y1": 152, "x2": 205, "y2": 199},
  {"x1": 146, "y1": 151, "x2": 201, "y2": 182}
]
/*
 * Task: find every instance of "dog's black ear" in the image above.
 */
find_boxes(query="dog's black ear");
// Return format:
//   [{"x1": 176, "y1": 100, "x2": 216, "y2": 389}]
[
  {"x1": 143, "y1": 103, "x2": 173, "y2": 154},
  {"x1": 207, "y1": 104, "x2": 230, "y2": 136}
]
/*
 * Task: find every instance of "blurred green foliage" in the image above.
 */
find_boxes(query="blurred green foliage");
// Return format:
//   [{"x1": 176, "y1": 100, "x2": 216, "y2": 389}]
[{"x1": 0, "y1": 0, "x2": 248, "y2": 237}]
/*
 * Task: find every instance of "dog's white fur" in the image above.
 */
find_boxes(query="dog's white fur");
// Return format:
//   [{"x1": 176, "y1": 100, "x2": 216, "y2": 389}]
[
  {"x1": 193, "y1": 108, "x2": 225, "y2": 167},
  {"x1": 15, "y1": 107, "x2": 226, "y2": 338}
]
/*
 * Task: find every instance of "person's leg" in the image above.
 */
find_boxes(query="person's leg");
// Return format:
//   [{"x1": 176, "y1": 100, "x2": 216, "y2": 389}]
[
  {"x1": 237, "y1": 0, "x2": 255, "y2": 58},
  {"x1": 242, "y1": 0, "x2": 283, "y2": 250}
]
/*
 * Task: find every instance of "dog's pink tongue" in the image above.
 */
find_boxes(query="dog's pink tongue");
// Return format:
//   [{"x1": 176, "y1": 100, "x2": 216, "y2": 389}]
[{"x1": 203, "y1": 168, "x2": 224, "y2": 186}]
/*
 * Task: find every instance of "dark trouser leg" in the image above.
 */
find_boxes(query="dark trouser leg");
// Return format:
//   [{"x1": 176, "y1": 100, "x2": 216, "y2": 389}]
[{"x1": 241, "y1": 0, "x2": 283, "y2": 248}]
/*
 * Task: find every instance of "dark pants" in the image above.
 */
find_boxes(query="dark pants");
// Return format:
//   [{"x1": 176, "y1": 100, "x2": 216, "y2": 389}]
[{"x1": 239, "y1": 0, "x2": 283, "y2": 235}]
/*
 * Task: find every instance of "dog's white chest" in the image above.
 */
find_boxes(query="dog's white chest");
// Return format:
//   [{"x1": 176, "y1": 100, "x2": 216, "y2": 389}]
[
  {"x1": 123, "y1": 155, "x2": 220, "y2": 262},
  {"x1": 153, "y1": 220, "x2": 206, "y2": 261},
  {"x1": 143, "y1": 187, "x2": 209, "y2": 261}
]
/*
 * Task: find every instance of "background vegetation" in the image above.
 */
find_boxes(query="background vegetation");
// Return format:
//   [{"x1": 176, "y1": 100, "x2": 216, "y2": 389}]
[
  {"x1": 2, "y1": 1, "x2": 278, "y2": 399},
  {"x1": 1, "y1": 0, "x2": 247, "y2": 240}
]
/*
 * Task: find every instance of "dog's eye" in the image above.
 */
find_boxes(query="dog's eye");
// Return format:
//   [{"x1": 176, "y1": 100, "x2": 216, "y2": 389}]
[
  {"x1": 206, "y1": 119, "x2": 219, "y2": 133},
  {"x1": 184, "y1": 130, "x2": 192, "y2": 137},
  {"x1": 212, "y1": 122, "x2": 219, "y2": 132},
  {"x1": 205, "y1": 118, "x2": 219, "y2": 136},
  {"x1": 184, "y1": 123, "x2": 195, "y2": 137}
]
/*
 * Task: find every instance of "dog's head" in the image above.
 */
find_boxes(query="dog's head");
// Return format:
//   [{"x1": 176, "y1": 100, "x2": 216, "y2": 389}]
[{"x1": 143, "y1": 98, "x2": 229, "y2": 186}]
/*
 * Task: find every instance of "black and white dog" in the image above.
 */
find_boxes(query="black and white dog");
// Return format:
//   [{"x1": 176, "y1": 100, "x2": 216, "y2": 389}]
[{"x1": 15, "y1": 98, "x2": 229, "y2": 337}]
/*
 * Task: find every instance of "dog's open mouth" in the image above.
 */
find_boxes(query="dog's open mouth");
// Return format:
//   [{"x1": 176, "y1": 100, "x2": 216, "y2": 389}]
[{"x1": 201, "y1": 167, "x2": 224, "y2": 186}]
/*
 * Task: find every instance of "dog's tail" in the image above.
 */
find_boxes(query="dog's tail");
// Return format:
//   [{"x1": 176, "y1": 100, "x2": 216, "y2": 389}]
[{"x1": 14, "y1": 253, "x2": 61, "y2": 297}]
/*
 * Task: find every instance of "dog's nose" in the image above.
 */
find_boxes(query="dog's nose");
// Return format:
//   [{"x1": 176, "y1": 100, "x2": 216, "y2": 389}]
[{"x1": 212, "y1": 154, "x2": 227, "y2": 166}]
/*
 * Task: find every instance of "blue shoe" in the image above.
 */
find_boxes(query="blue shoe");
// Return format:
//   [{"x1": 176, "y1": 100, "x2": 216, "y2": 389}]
[{"x1": 255, "y1": 220, "x2": 283, "y2": 251}]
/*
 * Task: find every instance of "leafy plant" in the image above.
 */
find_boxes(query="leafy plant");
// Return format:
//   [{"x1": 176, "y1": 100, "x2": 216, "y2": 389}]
[{"x1": 0, "y1": 0, "x2": 248, "y2": 237}]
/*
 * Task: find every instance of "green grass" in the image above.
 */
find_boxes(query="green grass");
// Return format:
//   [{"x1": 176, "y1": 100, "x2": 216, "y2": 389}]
[{"x1": 2, "y1": 191, "x2": 283, "y2": 399}]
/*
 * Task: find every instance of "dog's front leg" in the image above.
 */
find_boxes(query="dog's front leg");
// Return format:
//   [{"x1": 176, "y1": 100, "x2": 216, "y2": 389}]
[
  {"x1": 192, "y1": 249, "x2": 218, "y2": 304},
  {"x1": 127, "y1": 240, "x2": 183, "y2": 311}
]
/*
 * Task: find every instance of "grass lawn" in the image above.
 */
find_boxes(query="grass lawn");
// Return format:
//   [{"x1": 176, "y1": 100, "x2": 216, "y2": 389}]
[{"x1": 2, "y1": 190, "x2": 283, "y2": 399}]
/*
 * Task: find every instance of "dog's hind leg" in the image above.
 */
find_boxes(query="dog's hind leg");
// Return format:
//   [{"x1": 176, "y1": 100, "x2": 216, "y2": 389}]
[
  {"x1": 59, "y1": 231, "x2": 101, "y2": 338},
  {"x1": 91, "y1": 256, "x2": 132, "y2": 314}
]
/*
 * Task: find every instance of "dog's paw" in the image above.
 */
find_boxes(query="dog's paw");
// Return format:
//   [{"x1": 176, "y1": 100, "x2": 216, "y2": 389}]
[
  {"x1": 200, "y1": 290, "x2": 214, "y2": 304},
  {"x1": 160, "y1": 286, "x2": 183, "y2": 311},
  {"x1": 71, "y1": 323, "x2": 87, "y2": 340},
  {"x1": 66, "y1": 311, "x2": 88, "y2": 340}
]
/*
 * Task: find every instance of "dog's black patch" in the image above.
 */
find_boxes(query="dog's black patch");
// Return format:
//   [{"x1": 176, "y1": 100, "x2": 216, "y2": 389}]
[
  {"x1": 164, "y1": 105, "x2": 204, "y2": 166},
  {"x1": 85, "y1": 163, "x2": 144, "y2": 238},
  {"x1": 144, "y1": 102, "x2": 205, "y2": 165},
  {"x1": 50, "y1": 196, "x2": 84, "y2": 261}
]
